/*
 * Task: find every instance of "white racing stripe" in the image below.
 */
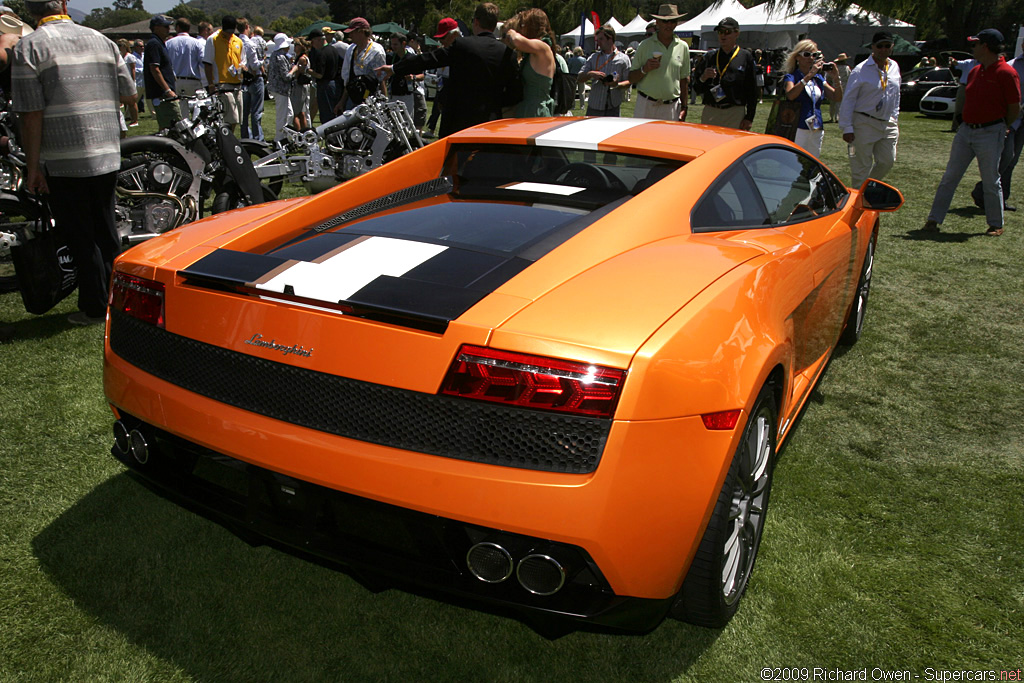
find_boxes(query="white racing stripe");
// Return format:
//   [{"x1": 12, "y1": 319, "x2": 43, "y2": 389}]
[
  {"x1": 533, "y1": 118, "x2": 651, "y2": 150},
  {"x1": 259, "y1": 236, "x2": 447, "y2": 302},
  {"x1": 504, "y1": 181, "x2": 585, "y2": 195}
]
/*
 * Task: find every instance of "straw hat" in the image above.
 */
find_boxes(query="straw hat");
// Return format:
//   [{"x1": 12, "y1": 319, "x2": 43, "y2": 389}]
[
  {"x1": 0, "y1": 9, "x2": 32, "y2": 37},
  {"x1": 651, "y1": 4, "x2": 685, "y2": 21}
]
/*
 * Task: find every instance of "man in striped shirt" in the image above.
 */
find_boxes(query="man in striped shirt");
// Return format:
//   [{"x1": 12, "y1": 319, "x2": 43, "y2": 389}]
[{"x1": 11, "y1": 0, "x2": 136, "y2": 325}]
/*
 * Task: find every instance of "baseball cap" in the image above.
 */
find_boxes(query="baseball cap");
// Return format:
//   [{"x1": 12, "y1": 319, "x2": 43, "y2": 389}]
[
  {"x1": 308, "y1": 28, "x2": 324, "y2": 39},
  {"x1": 968, "y1": 28, "x2": 1004, "y2": 49},
  {"x1": 872, "y1": 31, "x2": 894, "y2": 45},
  {"x1": 344, "y1": 17, "x2": 370, "y2": 33},
  {"x1": 149, "y1": 14, "x2": 173, "y2": 28},
  {"x1": 715, "y1": 17, "x2": 739, "y2": 31},
  {"x1": 433, "y1": 17, "x2": 458, "y2": 38}
]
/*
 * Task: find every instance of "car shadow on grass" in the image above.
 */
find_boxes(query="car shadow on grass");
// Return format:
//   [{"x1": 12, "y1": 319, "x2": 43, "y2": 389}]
[{"x1": 32, "y1": 472, "x2": 722, "y2": 681}]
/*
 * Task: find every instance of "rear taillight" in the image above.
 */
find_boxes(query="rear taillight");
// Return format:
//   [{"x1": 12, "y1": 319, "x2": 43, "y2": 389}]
[
  {"x1": 440, "y1": 345, "x2": 625, "y2": 418},
  {"x1": 701, "y1": 409, "x2": 741, "y2": 430},
  {"x1": 110, "y1": 271, "x2": 165, "y2": 328}
]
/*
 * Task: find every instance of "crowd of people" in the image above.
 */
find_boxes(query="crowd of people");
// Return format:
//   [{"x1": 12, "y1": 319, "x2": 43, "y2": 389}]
[{"x1": 1, "y1": 0, "x2": 1019, "y2": 328}]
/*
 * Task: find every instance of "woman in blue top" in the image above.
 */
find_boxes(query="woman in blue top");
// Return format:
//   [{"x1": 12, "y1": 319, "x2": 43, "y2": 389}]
[{"x1": 783, "y1": 40, "x2": 843, "y2": 158}]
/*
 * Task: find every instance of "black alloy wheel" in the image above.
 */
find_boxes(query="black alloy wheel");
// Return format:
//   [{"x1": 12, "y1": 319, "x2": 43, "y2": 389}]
[
  {"x1": 839, "y1": 233, "x2": 876, "y2": 346},
  {"x1": 672, "y1": 382, "x2": 778, "y2": 627}
]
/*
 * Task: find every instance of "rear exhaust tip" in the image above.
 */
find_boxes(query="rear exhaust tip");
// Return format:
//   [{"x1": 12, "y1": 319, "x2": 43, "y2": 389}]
[
  {"x1": 517, "y1": 554, "x2": 566, "y2": 596},
  {"x1": 128, "y1": 429, "x2": 149, "y2": 465},
  {"x1": 113, "y1": 420, "x2": 131, "y2": 455},
  {"x1": 466, "y1": 542, "x2": 513, "y2": 583}
]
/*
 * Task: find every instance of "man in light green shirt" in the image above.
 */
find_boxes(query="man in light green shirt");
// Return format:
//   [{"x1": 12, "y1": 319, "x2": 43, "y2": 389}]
[{"x1": 629, "y1": 3, "x2": 690, "y2": 121}]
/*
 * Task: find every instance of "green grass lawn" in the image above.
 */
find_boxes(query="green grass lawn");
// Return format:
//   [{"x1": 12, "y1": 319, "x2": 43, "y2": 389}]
[{"x1": 0, "y1": 102, "x2": 1022, "y2": 681}]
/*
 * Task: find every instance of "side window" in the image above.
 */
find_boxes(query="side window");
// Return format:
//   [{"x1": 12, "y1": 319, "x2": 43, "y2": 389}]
[
  {"x1": 742, "y1": 147, "x2": 838, "y2": 225},
  {"x1": 691, "y1": 164, "x2": 770, "y2": 231}
]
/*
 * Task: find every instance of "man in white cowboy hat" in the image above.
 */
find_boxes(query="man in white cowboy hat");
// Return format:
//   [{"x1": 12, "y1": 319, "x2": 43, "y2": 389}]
[
  {"x1": 628, "y1": 3, "x2": 689, "y2": 121},
  {"x1": 693, "y1": 17, "x2": 759, "y2": 130}
]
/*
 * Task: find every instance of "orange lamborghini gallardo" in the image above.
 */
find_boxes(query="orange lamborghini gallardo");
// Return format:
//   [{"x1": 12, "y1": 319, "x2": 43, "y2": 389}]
[{"x1": 103, "y1": 117, "x2": 902, "y2": 631}]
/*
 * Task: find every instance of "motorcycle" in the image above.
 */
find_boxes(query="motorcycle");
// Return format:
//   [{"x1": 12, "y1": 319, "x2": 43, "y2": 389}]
[
  {"x1": 115, "y1": 86, "x2": 276, "y2": 247},
  {"x1": 0, "y1": 109, "x2": 44, "y2": 292},
  {"x1": 250, "y1": 95, "x2": 424, "y2": 194}
]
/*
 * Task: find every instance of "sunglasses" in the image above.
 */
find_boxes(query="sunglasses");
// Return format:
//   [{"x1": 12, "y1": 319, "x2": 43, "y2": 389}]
[
  {"x1": 716, "y1": 28, "x2": 736, "y2": 35},
  {"x1": 799, "y1": 51, "x2": 823, "y2": 59},
  {"x1": 874, "y1": 42, "x2": 893, "y2": 48}
]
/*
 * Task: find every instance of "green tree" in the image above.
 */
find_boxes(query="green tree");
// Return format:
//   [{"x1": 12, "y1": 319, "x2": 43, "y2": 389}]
[
  {"x1": 757, "y1": 0, "x2": 1021, "y2": 47},
  {"x1": 165, "y1": 3, "x2": 212, "y2": 26},
  {"x1": 3, "y1": 0, "x2": 32, "y2": 25},
  {"x1": 82, "y1": 7, "x2": 149, "y2": 30},
  {"x1": 112, "y1": 0, "x2": 145, "y2": 10}
]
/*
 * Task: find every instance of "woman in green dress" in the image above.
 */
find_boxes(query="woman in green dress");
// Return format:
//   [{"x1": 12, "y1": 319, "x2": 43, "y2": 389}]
[{"x1": 503, "y1": 9, "x2": 556, "y2": 117}]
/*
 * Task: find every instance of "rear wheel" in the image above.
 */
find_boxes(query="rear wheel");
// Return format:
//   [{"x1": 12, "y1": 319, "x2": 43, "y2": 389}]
[
  {"x1": 211, "y1": 183, "x2": 277, "y2": 215},
  {"x1": 839, "y1": 233, "x2": 876, "y2": 346},
  {"x1": 672, "y1": 382, "x2": 778, "y2": 627}
]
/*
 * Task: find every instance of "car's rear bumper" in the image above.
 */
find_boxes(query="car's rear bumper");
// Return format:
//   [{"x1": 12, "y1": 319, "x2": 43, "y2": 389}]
[{"x1": 109, "y1": 413, "x2": 672, "y2": 632}]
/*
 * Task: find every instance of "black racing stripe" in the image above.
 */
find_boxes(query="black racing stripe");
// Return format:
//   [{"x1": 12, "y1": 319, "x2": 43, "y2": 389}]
[
  {"x1": 465, "y1": 257, "x2": 531, "y2": 291},
  {"x1": 182, "y1": 249, "x2": 288, "y2": 286},
  {"x1": 400, "y1": 248, "x2": 507, "y2": 288},
  {"x1": 347, "y1": 275, "x2": 491, "y2": 322},
  {"x1": 267, "y1": 231, "x2": 365, "y2": 262}
]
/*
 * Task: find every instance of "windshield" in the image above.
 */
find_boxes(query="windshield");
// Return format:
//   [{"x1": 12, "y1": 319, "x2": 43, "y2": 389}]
[{"x1": 444, "y1": 144, "x2": 683, "y2": 210}]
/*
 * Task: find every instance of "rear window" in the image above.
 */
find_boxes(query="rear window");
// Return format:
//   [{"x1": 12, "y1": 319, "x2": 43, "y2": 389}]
[{"x1": 444, "y1": 144, "x2": 683, "y2": 209}]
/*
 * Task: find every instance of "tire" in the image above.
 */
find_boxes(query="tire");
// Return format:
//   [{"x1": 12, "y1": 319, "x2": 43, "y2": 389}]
[
  {"x1": 211, "y1": 183, "x2": 277, "y2": 215},
  {"x1": 671, "y1": 382, "x2": 778, "y2": 627},
  {"x1": 0, "y1": 196, "x2": 43, "y2": 293},
  {"x1": 839, "y1": 233, "x2": 876, "y2": 346}
]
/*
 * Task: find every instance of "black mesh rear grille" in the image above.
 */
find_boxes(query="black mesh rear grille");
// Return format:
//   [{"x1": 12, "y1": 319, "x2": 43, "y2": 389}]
[
  {"x1": 109, "y1": 310, "x2": 608, "y2": 473},
  {"x1": 313, "y1": 177, "x2": 454, "y2": 232}
]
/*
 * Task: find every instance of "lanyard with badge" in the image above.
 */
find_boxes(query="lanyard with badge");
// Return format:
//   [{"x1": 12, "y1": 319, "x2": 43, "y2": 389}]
[
  {"x1": 712, "y1": 46, "x2": 737, "y2": 102},
  {"x1": 712, "y1": 46, "x2": 739, "y2": 102},
  {"x1": 876, "y1": 58, "x2": 889, "y2": 112}
]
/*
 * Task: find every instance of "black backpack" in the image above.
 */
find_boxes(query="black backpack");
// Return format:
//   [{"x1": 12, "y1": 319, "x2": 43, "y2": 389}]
[{"x1": 550, "y1": 60, "x2": 576, "y2": 115}]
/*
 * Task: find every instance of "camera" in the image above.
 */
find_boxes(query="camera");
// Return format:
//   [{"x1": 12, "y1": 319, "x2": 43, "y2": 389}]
[
  {"x1": 823, "y1": 63, "x2": 835, "y2": 72},
  {"x1": 603, "y1": 74, "x2": 615, "y2": 83}
]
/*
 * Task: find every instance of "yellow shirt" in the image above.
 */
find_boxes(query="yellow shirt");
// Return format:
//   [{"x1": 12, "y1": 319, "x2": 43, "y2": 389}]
[
  {"x1": 631, "y1": 35, "x2": 690, "y2": 101},
  {"x1": 210, "y1": 29, "x2": 243, "y2": 84}
]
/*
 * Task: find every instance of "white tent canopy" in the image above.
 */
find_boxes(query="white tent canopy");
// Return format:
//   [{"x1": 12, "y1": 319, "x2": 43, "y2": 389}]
[
  {"x1": 698, "y1": 2, "x2": 915, "y2": 57},
  {"x1": 616, "y1": 14, "x2": 653, "y2": 41},
  {"x1": 676, "y1": 0, "x2": 750, "y2": 37},
  {"x1": 558, "y1": 17, "x2": 597, "y2": 48}
]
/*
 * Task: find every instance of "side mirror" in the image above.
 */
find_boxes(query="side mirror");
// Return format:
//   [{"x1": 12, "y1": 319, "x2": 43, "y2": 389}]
[{"x1": 858, "y1": 179, "x2": 904, "y2": 211}]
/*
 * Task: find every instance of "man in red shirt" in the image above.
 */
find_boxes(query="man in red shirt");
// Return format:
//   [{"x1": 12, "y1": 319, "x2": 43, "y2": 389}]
[{"x1": 924, "y1": 29, "x2": 1021, "y2": 236}]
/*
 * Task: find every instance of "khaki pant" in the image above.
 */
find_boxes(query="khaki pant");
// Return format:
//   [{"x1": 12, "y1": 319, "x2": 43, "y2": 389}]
[
  {"x1": 634, "y1": 94, "x2": 681, "y2": 121},
  {"x1": 701, "y1": 104, "x2": 747, "y2": 129},
  {"x1": 849, "y1": 114, "x2": 899, "y2": 188}
]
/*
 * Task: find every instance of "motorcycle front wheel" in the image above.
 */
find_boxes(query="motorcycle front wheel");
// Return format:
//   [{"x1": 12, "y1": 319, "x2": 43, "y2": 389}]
[{"x1": 211, "y1": 183, "x2": 278, "y2": 215}]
